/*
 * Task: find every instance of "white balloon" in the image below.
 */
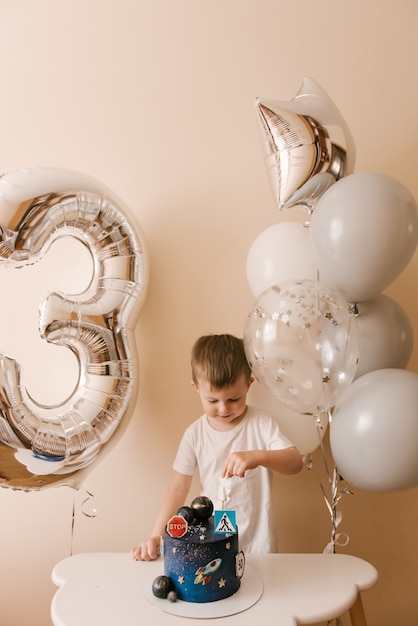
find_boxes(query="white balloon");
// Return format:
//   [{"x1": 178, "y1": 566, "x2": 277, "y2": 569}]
[
  {"x1": 246, "y1": 222, "x2": 318, "y2": 297},
  {"x1": 355, "y1": 294, "x2": 413, "y2": 378},
  {"x1": 309, "y1": 172, "x2": 418, "y2": 303},
  {"x1": 330, "y1": 369, "x2": 418, "y2": 492},
  {"x1": 248, "y1": 380, "x2": 328, "y2": 455}
]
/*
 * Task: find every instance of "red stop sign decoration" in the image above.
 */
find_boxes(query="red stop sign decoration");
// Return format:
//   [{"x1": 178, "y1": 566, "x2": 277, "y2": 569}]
[{"x1": 167, "y1": 515, "x2": 188, "y2": 537}]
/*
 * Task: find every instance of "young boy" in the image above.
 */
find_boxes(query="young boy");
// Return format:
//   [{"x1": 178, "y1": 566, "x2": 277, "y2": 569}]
[{"x1": 131, "y1": 334, "x2": 302, "y2": 560}]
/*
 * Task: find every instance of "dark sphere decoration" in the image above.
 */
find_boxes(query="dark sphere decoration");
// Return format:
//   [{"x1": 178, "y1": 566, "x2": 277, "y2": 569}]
[
  {"x1": 191, "y1": 496, "x2": 214, "y2": 521},
  {"x1": 167, "y1": 590, "x2": 178, "y2": 603},
  {"x1": 177, "y1": 505, "x2": 195, "y2": 524},
  {"x1": 152, "y1": 575, "x2": 173, "y2": 599}
]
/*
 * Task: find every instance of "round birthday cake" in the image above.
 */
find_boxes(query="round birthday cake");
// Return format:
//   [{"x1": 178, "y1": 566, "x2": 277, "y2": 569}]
[{"x1": 152, "y1": 496, "x2": 245, "y2": 604}]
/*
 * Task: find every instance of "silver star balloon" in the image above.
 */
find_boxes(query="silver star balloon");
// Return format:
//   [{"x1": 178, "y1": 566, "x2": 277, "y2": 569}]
[{"x1": 255, "y1": 77, "x2": 355, "y2": 211}]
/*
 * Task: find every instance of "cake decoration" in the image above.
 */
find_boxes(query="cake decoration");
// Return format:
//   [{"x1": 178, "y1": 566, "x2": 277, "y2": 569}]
[
  {"x1": 217, "y1": 476, "x2": 232, "y2": 508},
  {"x1": 214, "y1": 510, "x2": 237, "y2": 534},
  {"x1": 166, "y1": 514, "x2": 188, "y2": 538},
  {"x1": 194, "y1": 558, "x2": 222, "y2": 585},
  {"x1": 151, "y1": 575, "x2": 173, "y2": 598},
  {"x1": 190, "y1": 496, "x2": 214, "y2": 520}
]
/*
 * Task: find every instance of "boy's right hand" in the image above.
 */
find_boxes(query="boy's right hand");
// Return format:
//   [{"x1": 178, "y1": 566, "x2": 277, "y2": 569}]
[{"x1": 131, "y1": 536, "x2": 161, "y2": 561}]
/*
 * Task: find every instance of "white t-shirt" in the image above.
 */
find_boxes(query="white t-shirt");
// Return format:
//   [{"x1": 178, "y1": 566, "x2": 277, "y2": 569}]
[{"x1": 172, "y1": 405, "x2": 294, "y2": 554}]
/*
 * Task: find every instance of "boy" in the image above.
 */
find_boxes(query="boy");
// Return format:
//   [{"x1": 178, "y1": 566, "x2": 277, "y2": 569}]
[{"x1": 131, "y1": 334, "x2": 302, "y2": 560}]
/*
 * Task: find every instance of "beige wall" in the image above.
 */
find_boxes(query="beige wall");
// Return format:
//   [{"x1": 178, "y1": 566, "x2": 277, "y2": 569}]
[{"x1": 0, "y1": 1, "x2": 417, "y2": 624}]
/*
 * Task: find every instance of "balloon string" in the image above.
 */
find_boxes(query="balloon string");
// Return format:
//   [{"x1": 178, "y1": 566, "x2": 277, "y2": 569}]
[
  {"x1": 70, "y1": 489, "x2": 98, "y2": 556},
  {"x1": 70, "y1": 491, "x2": 76, "y2": 556},
  {"x1": 316, "y1": 412, "x2": 332, "y2": 481},
  {"x1": 309, "y1": 414, "x2": 353, "y2": 554},
  {"x1": 81, "y1": 489, "x2": 98, "y2": 518}
]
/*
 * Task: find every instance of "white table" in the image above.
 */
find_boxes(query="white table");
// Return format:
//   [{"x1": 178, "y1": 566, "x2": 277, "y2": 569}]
[{"x1": 51, "y1": 552, "x2": 378, "y2": 626}]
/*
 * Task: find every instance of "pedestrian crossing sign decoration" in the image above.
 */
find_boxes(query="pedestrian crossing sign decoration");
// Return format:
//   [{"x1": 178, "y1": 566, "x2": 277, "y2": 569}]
[{"x1": 214, "y1": 510, "x2": 237, "y2": 534}]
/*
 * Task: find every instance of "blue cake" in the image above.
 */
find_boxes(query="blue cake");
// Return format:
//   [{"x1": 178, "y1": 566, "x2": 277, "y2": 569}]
[{"x1": 163, "y1": 510, "x2": 245, "y2": 603}]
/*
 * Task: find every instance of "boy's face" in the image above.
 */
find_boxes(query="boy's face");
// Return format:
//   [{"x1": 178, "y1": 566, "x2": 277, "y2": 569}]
[{"x1": 192, "y1": 374, "x2": 254, "y2": 431}]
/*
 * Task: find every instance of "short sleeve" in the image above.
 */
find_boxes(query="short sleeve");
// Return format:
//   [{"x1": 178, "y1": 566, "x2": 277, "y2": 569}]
[
  {"x1": 255, "y1": 410, "x2": 296, "y2": 450},
  {"x1": 172, "y1": 423, "x2": 198, "y2": 476}
]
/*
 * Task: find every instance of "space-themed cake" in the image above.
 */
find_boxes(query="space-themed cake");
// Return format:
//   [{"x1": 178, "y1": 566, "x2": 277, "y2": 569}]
[{"x1": 152, "y1": 496, "x2": 245, "y2": 604}]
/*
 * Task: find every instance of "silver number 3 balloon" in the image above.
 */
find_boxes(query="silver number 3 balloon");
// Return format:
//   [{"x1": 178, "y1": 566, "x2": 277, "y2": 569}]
[{"x1": 0, "y1": 167, "x2": 148, "y2": 490}]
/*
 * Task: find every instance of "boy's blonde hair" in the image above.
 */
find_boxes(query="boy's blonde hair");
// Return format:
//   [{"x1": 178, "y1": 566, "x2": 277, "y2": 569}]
[{"x1": 191, "y1": 334, "x2": 252, "y2": 389}]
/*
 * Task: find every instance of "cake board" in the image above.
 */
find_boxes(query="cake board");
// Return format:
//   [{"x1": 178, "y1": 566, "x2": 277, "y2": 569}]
[{"x1": 144, "y1": 563, "x2": 263, "y2": 619}]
